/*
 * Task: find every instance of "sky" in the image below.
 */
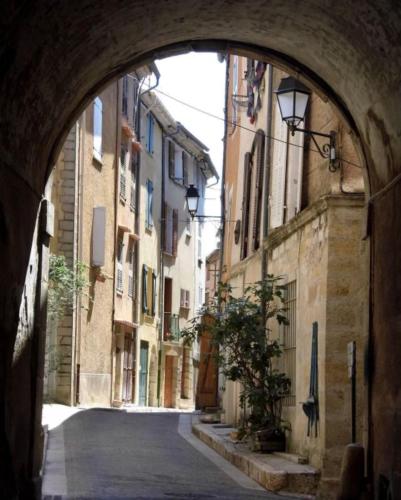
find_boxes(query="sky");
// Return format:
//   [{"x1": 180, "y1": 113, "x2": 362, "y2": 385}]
[{"x1": 154, "y1": 53, "x2": 226, "y2": 257}]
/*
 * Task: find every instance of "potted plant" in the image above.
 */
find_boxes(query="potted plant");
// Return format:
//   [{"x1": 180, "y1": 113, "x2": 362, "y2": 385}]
[{"x1": 181, "y1": 276, "x2": 291, "y2": 452}]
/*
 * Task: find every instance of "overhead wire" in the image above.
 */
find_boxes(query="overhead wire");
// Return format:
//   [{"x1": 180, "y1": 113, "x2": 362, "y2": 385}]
[{"x1": 144, "y1": 85, "x2": 363, "y2": 170}]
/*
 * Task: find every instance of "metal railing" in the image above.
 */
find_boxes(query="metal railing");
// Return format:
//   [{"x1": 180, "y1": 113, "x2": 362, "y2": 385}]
[{"x1": 163, "y1": 312, "x2": 180, "y2": 342}]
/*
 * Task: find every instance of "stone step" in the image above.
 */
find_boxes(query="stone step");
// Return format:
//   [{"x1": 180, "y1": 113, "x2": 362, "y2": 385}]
[{"x1": 192, "y1": 419, "x2": 320, "y2": 496}]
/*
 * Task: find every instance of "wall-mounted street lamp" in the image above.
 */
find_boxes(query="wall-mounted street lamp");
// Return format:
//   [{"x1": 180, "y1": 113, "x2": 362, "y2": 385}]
[
  {"x1": 185, "y1": 184, "x2": 200, "y2": 219},
  {"x1": 185, "y1": 184, "x2": 222, "y2": 220},
  {"x1": 275, "y1": 76, "x2": 338, "y2": 172}
]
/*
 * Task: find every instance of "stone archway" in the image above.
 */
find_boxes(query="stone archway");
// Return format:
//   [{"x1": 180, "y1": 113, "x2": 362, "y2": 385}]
[{"x1": 1, "y1": 1, "x2": 401, "y2": 497}]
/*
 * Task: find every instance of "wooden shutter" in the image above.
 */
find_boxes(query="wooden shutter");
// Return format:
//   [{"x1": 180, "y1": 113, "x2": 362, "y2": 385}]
[
  {"x1": 120, "y1": 145, "x2": 127, "y2": 200},
  {"x1": 270, "y1": 102, "x2": 288, "y2": 229},
  {"x1": 286, "y1": 129, "x2": 304, "y2": 221},
  {"x1": 241, "y1": 153, "x2": 252, "y2": 260},
  {"x1": 142, "y1": 264, "x2": 148, "y2": 313},
  {"x1": 172, "y1": 209, "x2": 178, "y2": 256},
  {"x1": 252, "y1": 131, "x2": 265, "y2": 250},
  {"x1": 152, "y1": 271, "x2": 157, "y2": 316},
  {"x1": 168, "y1": 141, "x2": 175, "y2": 178},
  {"x1": 185, "y1": 290, "x2": 190, "y2": 308},
  {"x1": 93, "y1": 97, "x2": 103, "y2": 161}
]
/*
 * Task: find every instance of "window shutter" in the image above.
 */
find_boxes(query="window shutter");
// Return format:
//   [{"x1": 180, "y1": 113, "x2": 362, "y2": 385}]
[
  {"x1": 286, "y1": 129, "x2": 304, "y2": 221},
  {"x1": 168, "y1": 141, "x2": 175, "y2": 178},
  {"x1": 185, "y1": 290, "x2": 190, "y2": 308},
  {"x1": 128, "y1": 248, "x2": 134, "y2": 298},
  {"x1": 93, "y1": 97, "x2": 103, "y2": 161},
  {"x1": 172, "y1": 209, "x2": 178, "y2": 256},
  {"x1": 120, "y1": 145, "x2": 127, "y2": 200},
  {"x1": 270, "y1": 103, "x2": 288, "y2": 228},
  {"x1": 152, "y1": 271, "x2": 157, "y2": 316},
  {"x1": 241, "y1": 152, "x2": 252, "y2": 260},
  {"x1": 116, "y1": 239, "x2": 124, "y2": 292},
  {"x1": 142, "y1": 264, "x2": 148, "y2": 313},
  {"x1": 182, "y1": 152, "x2": 189, "y2": 185},
  {"x1": 146, "y1": 180, "x2": 154, "y2": 229},
  {"x1": 252, "y1": 131, "x2": 265, "y2": 250}
]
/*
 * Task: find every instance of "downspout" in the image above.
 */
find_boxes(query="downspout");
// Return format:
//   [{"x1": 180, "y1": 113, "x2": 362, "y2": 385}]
[
  {"x1": 261, "y1": 64, "x2": 273, "y2": 324},
  {"x1": 157, "y1": 129, "x2": 166, "y2": 406},
  {"x1": 219, "y1": 55, "x2": 230, "y2": 295},
  {"x1": 111, "y1": 79, "x2": 120, "y2": 405}
]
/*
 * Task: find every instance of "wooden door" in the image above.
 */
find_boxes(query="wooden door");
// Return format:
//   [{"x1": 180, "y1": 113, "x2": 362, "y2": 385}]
[
  {"x1": 139, "y1": 341, "x2": 148, "y2": 406},
  {"x1": 164, "y1": 355, "x2": 174, "y2": 408},
  {"x1": 197, "y1": 316, "x2": 218, "y2": 409}
]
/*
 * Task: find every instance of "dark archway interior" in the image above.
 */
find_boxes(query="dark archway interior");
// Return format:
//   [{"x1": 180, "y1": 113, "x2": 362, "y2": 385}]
[{"x1": 1, "y1": 1, "x2": 401, "y2": 497}]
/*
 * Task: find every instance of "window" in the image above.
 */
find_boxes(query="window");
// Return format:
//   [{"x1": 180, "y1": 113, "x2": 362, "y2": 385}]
[
  {"x1": 174, "y1": 147, "x2": 183, "y2": 182},
  {"x1": 130, "y1": 151, "x2": 138, "y2": 212},
  {"x1": 142, "y1": 264, "x2": 148, "y2": 313},
  {"x1": 180, "y1": 289, "x2": 190, "y2": 309},
  {"x1": 120, "y1": 144, "x2": 127, "y2": 201},
  {"x1": 281, "y1": 281, "x2": 297, "y2": 407},
  {"x1": 168, "y1": 140, "x2": 175, "y2": 178},
  {"x1": 116, "y1": 238, "x2": 124, "y2": 293},
  {"x1": 122, "y1": 76, "x2": 128, "y2": 118},
  {"x1": 145, "y1": 179, "x2": 153, "y2": 230},
  {"x1": 163, "y1": 203, "x2": 178, "y2": 256},
  {"x1": 128, "y1": 244, "x2": 135, "y2": 299},
  {"x1": 240, "y1": 152, "x2": 252, "y2": 260},
  {"x1": 145, "y1": 113, "x2": 155, "y2": 154},
  {"x1": 252, "y1": 131, "x2": 265, "y2": 251},
  {"x1": 93, "y1": 97, "x2": 103, "y2": 162},
  {"x1": 142, "y1": 264, "x2": 156, "y2": 315}
]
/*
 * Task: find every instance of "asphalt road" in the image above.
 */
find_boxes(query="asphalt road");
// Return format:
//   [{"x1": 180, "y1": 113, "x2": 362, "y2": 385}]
[{"x1": 42, "y1": 409, "x2": 294, "y2": 500}]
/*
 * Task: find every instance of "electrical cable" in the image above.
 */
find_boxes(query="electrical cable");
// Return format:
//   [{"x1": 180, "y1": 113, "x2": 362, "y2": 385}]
[{"x1": 141, "y1": 84, "x2": 363, "y2": 170}]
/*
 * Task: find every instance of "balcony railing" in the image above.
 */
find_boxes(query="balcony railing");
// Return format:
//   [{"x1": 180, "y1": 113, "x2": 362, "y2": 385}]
[{"x1": 163, "y1": 312, "x2": 180, "y2": 342}]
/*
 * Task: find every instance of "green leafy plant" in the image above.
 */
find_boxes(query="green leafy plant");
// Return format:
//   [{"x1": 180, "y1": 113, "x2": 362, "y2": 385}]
[
  {"x1": 182, "y1": 276, "x2": 291, "y2": 436},
  {"x1": 47, "y1": 254, "x2": 88, "y2": 319}
]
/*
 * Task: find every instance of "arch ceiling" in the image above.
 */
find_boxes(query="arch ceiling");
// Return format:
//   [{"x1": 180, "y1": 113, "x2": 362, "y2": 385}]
[{"x1": 1, "y1": 0, "x2": 401, "y2": 197}]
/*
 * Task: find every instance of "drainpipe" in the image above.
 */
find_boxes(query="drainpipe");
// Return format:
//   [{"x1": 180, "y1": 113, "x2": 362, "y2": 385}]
[
  {"x1": 261, "y1": 64, "x2": 273, "y2": 327},
  {"x1": 157, "y1": 130, "x2": 166, "y2": 406},
  {"x1": 219, "y1": 54, "x2": 230, "y2": 296},
  {"x1": 111, "y1": 79, "x2": 120, "y2": 405}
]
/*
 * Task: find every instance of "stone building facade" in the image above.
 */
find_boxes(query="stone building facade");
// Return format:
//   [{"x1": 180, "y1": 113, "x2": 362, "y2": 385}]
[
  {"x1": 220, "y1": 56, "x2": 368, "y2": 497},
  {"x1": 43, "y1": 65, "x2": 216, "y2": 411}
]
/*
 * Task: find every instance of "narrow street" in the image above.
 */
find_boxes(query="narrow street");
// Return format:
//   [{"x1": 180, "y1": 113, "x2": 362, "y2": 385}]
[{"x1": 42, "y1": 409, "x2": 295, "y2": 499}]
